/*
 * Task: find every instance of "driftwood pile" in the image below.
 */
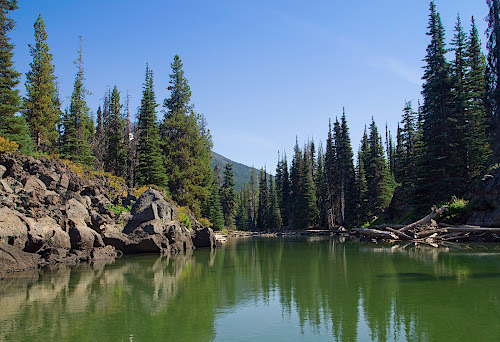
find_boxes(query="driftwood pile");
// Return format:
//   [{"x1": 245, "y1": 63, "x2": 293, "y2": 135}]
[{"x1": 352, "y1": 206, "x2": 500, "y2": 246}]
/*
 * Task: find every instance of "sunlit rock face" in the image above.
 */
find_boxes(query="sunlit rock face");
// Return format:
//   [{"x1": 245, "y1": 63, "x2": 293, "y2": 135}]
[{"x1": 0, "y1": 153, "x2": 217, "y2": 274}]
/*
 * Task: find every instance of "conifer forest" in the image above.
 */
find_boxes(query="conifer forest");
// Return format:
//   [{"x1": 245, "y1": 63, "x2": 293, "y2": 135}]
[{"x1": 1, "y1": 0, "x2": 500, "y2": 231}]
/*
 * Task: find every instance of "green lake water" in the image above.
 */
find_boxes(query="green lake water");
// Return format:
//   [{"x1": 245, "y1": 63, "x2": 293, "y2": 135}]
[{"x1": 1, "y1": 237, "x2": 500, "y2": 341}]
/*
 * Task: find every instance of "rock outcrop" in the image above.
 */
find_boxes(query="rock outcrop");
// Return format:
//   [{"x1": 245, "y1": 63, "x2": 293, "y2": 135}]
[
  {"x1": 0, "y1": 152, "x2": 217, "y2": 276},
  {"x1": 467, "y1": 167, "x2": 500, "y2": 227}
]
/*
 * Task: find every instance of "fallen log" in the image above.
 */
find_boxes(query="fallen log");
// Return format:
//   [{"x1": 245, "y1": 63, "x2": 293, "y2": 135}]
[
  {"x1": 352, "y1": 228, "x2": 397, "y2": 240},
  {"x1": 443, "y1": 226, "x2": 500, "y2": 233},
  {"x1": 399, "y1": 206, "x2": 448, "y2": 233},
  {"x1": 372, "y1": 224, "x2": 406, "y2": 230},
  {"x1": 416, "y1": 229, "x2": 447, "y2": 239},
  {"x1": 385, "y1": 227, "x2": 414, "y2": 240}
]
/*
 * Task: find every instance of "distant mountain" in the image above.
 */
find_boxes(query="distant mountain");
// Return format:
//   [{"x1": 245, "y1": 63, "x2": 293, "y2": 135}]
[{"x1": 211, "y1": 152, "x2": 257, "y2": 192}]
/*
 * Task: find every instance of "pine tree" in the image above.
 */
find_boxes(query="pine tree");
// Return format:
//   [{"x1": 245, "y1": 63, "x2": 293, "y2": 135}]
[
  {"x1": 235, "y1": 189, "x2": 248, "y2": 231},
  {"x1": 465, "y1": 17, "x2": 490, "y2": 178},
  {"x1": 324, "y1": 121, "x2": 336, "y2": 229},
  {"x1": 338, "y1": 111, "x2": 356, "y2": 226},
  {"x1": 249, "y1": 167, "x2": 259, "y2": 228},
  {"x1": 162, "y1": 55, "x2": 212, "y2": 217},
  {"x1": 136, "y1": 64, "x2": 168, "y2": 188},
  {"x1": 268, "y1": 175, "x2": 283, "y2": 229},
  {"x1": 300, "y1": 151, "x2": 319, "y2": 228},
  {"x1": 207, "y1": 179, "x2": 224, "y2": 231},
  {"x1": 449, "y1": 14, "x2": 468, "y2": 183},
  {"x1": 486, "y1": 0, "x2": 500, "y2": 150},
  {"x1": 257, "y1": 168, "x2": 269, "y2": 230},
  {"x1": 124, "y1": 91, "x2": 135, "y2": 187},
  {"x1": 220, "y1": 163, "x2": 236, "y2": 227},
  {"x1": 315, "y1": 144, "x2": 327, "y2": 228},
  {"x1": 0, "y1": 0, "x2": 32, "y2": 153},
  {"x1": 397, "y1": 101, "x2": 418, "y2": 194},
  {"x1": 93, "y1": 106, "x2": 105, "y2": 169},
  {"x1": 355, "y1": 140, "x2": 368, "y2": 224},
  {"x1": 105, "y1": 85, "x2": 126, "y2": 177},
  {"x1": 61, "y1": 37, "x2": 94, "y2": 166},
  {"x1": 23, "y1": 14, "x2": 59, "y2": 152},
  {"x1": 290, "y1": 139, "x2": 304, "y2": 229},
  {"x1": 416, "y1": 1, "x2": 454, "y2": 208},
  {"x1": 365, "y1": 119, "x2": 394, "y2": 217}
]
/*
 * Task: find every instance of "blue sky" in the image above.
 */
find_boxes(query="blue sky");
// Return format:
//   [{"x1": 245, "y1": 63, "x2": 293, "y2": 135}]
[{"x1": 11, "y1": 0, "x2": 489, "y2": 171}]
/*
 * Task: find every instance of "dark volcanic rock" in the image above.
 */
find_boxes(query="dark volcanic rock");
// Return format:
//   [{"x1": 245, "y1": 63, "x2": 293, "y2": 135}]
[
  {"x1": 0, "y1": 152, "x2": 215, "y2": 273},
  {"x1": 0, "y1": 242, "x2": 40, "y2": 275},
  {"x1": 192, "y1": 227, "x2": 217, "y2": 249}
]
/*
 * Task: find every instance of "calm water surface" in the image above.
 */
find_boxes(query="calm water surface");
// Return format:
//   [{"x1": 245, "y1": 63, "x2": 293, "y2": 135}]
[{"x1": 1, "y1": 237, "x2": 500, "y2": 341}]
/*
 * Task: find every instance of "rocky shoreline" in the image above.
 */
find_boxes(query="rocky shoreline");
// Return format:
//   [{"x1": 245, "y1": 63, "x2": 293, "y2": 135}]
[{"x1": 0, "y1": 152, "x2": 218, "y2": 277}]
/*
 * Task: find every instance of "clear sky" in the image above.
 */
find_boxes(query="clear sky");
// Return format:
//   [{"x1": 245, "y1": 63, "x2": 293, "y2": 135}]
[{"x1": 11, "y1": 0, "x2": 489, "y2": 172}]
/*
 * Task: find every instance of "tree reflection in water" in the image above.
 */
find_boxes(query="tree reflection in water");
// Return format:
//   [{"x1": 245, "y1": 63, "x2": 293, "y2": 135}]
[{"x1": 1, "y1": 238, "x2": 500, "y2": 341}]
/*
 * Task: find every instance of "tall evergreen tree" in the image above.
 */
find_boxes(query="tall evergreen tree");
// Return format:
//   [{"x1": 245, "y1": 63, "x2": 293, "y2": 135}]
[
  {"x1": 449, "y1": 14, "x2": 468, "y2": 183},
  {"x1": 365, "y1": 119, "x2": 394, "y2": 217},
  {"x1": 486, "y1": 0, "x2": 500, "y2": 151},
  {"x1": 338, "y1": 112, "x2": 356, "y2": 226},
  {"x1": 396, "y1": 101, "x2": 418, "y2": 195},
  {"x1": 268, "y1": 175, "x2": 283, "y2": 229},
  {"x1": 60, "y1": 37, "x2": 94, "y2": 166},
  {"x1": 324, "y1": 121, "x2": 336, "y2": 229},
  {"x1": 315, "y1": 144, "x2": 327, "y2": 228},
  {"x1": 235, "y1": 189, "x2": 248, "y2": 231},
  {"x1": 162, "y1": 54, "x2": 212, "y2": 217},
  {"x1": 416, "y1": 1, "x2": 454, "y2": 207},
  {"x1": 249, "y1": 166, "x2": 259, "y2": 228},
  {"x1": 290, "y1": 139, "x2": 304, "y2": 228},
  {"x1": 93, "y1": 106, "x2": 105, "y2": 169},
  {"x1": 464, "y1": 16, "x2": 490, "y2": 178},
  {"x1": 207, "y1": 178, "x2": 224, "y2": 231},
  {"x1": 105, "y1": 85, "x2": 126, "y2": 177},
  {"x1": 300, "y1": 151, "x2": 319, "y2": 228},
  {"x1": 23, "y1": 14, "x2": 59, "y2": 152},
  {"x1": 220, "y1": 163, "x2": 236, "y2": 227},
  {"x1": 0, "y1": 0, "x2": 32, "y2": 153},
  {"x1": 136, "y1": 64, "x2": 167, "y2": 188},
  {"x1": 257, "y1": 168, "x2": 269, "y2": 230}
]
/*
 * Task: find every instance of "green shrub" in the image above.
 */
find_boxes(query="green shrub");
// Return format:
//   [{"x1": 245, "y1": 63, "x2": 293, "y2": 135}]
[
  {"x1": 0, "y1": 136, "x2": 19, "y2": 152},
  {"x1": 198, "y1": 217, "x2": 211, "y2": 228},
  {"x1": 107, "y1": 203, "x2": 132, "y2": 216},
  {"x1": 177, "y1": 206, "x2": 192, "y2": 229},
  {"x1": 436, "y1": 198, "x2": 472, "y2": 224}
]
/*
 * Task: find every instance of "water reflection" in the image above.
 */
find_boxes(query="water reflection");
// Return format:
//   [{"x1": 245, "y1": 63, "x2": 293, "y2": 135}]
[{"x1": 1, "y1": 239, "x2": 500, "y2": 341}]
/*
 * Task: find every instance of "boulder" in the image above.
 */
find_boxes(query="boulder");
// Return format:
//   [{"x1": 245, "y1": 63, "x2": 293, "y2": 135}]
[
  {"x1": 0, "y1": 164, "x2": 6, "y2": 178},
  {"x1": 0, "y1": 242, "x2": 40, "y2": 274},
  {"x1": 131, "y1": 188, "x2": 176, "y2": 221},
  {"x1": 39, "y1": 171, "x2": 60, "y2": 190},
  {"x1": 102, "y1": 225, "x2": 170, "y2": 255},
  {"x1": 68, "y1": 218, "x2": 104, "y2": 251},
  {"x1": 23, "y1": 216, "x2": 71, "y2": 253},
  {"x1": 66, "y1": 198, "x2": 91, "y2": 225},
  {"x1": 44, "y1": 191, "x2": 61, "y2": 205},
  {"x1": 0, "y1": 207, "x2": 28, "y2": 249},
  {"x1": 0, "y1": 179, "x2": 13, "y2": 193},
  {"x1": 90, "y1": 246, "x2": 119, "y2": 260},
  {"x1": 56, "y1": 173, "x2": 70, "y2": 192},
  {"x1": 22, "y1": 175, "x2": 47, "y2": 192},
  {"x1": 166, "y1": 223, "x2": 194, "y2": 253},
  {"x1": 192, "y1": 227, "x2": 217, "y2": 249}
]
